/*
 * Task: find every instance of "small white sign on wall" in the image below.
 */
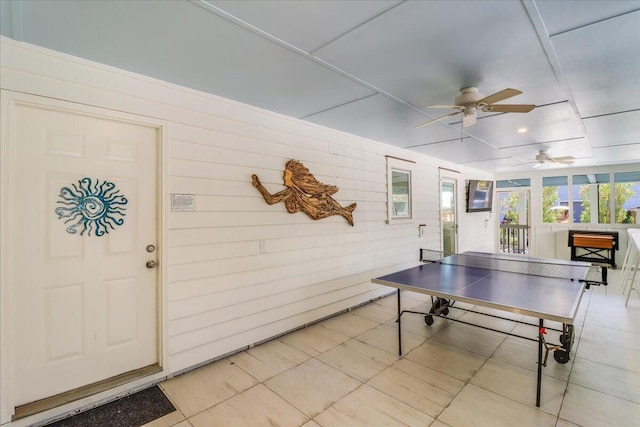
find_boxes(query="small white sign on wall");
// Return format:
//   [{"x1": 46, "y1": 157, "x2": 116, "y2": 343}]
[{"x1": 171, "y1": 193, "x2": 196, "y2": 212}]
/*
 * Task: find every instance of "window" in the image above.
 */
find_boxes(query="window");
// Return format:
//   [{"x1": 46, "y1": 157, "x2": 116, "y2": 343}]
[
  {"x1": 572, "y1": 173, "x2": 610, "y2": 224},
  {"x1": 539, "y1": 171, "x2": 639, "y2": 224},
  {"x1": 542, "y1": 176, "x2": 568, "y2": 223},
  {"x1": 614, "y1": 171, "x2": 640, "y2": 224},
  {"x1": 391, "y1": 169, "x2": 411, "y2": 218},
  {"x1": 386, "y1": 156, "x2": 414, "y2": 222}
]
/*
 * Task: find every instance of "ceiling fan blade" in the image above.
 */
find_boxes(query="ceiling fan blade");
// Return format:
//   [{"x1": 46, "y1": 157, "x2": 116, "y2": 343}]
[
  {"x1": 532, "y1": 162, "x2": 542, "y2": 169},
  {"x1": 415, "y1": 111, "x2": 460, "y2": 128},
  {"x1": 462, "y1": 113, "x2": 477, "y2": 127},
  {"x1": 424, "y1": 105, "x2": 464, "y2": 109},
  {"x1": 482, "y1": 104, "x2": 535, "y2": 113},
  {"x1": 478, "y1": 88, "x2": 522, "y2": 105},
  {"x1": 550, "y1": 156, "x2": 575, "y2": 164}
]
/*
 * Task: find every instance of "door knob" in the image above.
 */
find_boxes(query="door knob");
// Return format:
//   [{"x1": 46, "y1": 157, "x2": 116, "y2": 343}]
[{"x1": 146, "y1": 260, "x2": 157, "y2": 269}]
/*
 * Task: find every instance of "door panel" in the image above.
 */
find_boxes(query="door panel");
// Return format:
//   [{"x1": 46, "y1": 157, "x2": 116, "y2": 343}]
[{"x1": 9, "y1": 96, "x2": 159, "y2": 406}]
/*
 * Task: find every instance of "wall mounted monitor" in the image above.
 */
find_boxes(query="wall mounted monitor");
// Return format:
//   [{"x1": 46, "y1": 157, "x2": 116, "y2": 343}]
[{"x1": 467, "y1": 180, "x2": 494, "y2": 212}]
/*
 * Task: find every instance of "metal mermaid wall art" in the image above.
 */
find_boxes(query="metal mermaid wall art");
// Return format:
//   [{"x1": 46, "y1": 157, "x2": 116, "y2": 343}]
[{"x1": 252, "y1": 160, "x2": 357, "y2": 226}]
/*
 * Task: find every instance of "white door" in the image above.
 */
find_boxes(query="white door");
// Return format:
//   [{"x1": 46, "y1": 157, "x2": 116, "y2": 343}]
[
  {"x1": 8, "y1": 95, "x2": 159, "y2": 406},
  {"x1": 441, "y1": 179, "x2": 457, "y2": 256}
]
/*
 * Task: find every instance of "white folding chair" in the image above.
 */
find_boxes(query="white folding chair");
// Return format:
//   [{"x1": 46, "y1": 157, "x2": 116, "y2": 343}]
[
  {"x1": 620, "y1": 229, "x2": 639, "y2": 295},
  {"x1": 624, "y1": 231, "x2": 640, "y2": 306}
]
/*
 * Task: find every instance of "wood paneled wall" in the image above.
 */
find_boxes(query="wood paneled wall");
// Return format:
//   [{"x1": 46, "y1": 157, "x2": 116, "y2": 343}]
[{"x1": 0, "y1": 37, "x2": 496, "y2": 376}]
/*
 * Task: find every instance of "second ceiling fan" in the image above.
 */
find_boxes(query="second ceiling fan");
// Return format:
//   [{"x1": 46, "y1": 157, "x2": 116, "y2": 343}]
[
  {"x1": 531, "y1": 150, "x2": 575, "y2": 168},
  {"x1": 416, "y1": 86, "x2": 535, "y2": 128}
]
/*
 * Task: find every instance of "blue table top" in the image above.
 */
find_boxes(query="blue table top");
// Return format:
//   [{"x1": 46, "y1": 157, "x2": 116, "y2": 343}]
[{"x1": 372, "y1": 253, "x2": 587, "y2": 323}]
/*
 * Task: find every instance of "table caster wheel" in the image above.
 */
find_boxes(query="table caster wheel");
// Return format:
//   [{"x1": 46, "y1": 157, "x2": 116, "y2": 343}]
[
  {"x1": 553, "y1": 349, "x2": 570, "y2": 364},
  {"x1": 425, "y1": 315, "x2": 434, "y2": 326},
  {"x1": 430, "y1": 298, "x2": 449, "y2": 316},
  {"x1": 559, "y1": 332, "x2": 572, "y2": 349},
  {"x1": 559, "y1": 326, "x2": 573, "y2": 350},
  {"x1": 429, "y1": 302, "x2": 437, "y2": 314}
]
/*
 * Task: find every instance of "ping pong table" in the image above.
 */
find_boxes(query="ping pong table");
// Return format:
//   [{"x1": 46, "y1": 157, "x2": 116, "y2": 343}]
[{"x1": 372, "y1": 251, "x2": 596, "y2": 407}]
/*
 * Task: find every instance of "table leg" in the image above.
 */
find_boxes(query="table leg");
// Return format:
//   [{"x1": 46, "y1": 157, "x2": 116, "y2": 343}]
[
  {"x1": 397, "y1": 289, "x2": 402, "y2": 356},
  {"x1": 537, "y1": 318, "x2": 543, "y2": 407}
]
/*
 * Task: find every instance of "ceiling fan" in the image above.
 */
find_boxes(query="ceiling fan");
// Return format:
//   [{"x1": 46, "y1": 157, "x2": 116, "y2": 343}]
[
  {"x1": 416, "y1": 87, "x2": 535, "y2": 128},
  {"x1": 532, "y1": 150, "x2": 575, "y2": 168}
]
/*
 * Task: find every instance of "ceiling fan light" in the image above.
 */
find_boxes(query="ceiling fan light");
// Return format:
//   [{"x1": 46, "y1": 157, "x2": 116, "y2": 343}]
[
  {"x1": 464, "y1": 106, "x2": 477, "y2": 116},
  {"x1": 462, "y1": 113, "x2": 477, "y2": 127}
]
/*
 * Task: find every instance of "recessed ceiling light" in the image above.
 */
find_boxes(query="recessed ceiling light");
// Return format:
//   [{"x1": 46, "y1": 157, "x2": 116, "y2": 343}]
[{"x1": 518, "y1": 127, "x2": 528, "y2": 133}]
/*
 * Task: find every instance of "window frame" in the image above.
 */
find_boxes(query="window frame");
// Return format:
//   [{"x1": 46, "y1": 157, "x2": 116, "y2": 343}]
[{"x1": 386, "y1": 156, "x2": 414, "y2": 223}]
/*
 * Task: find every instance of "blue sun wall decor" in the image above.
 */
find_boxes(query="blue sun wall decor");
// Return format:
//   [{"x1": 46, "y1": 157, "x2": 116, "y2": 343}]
[{"x1": 55, "y1": 177, "x2": 128, "y2": 236}]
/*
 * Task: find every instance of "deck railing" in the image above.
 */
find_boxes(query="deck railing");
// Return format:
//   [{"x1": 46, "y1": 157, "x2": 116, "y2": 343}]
[{"x1": 500, "y1": 224, "x2": 529, "y2": 254}]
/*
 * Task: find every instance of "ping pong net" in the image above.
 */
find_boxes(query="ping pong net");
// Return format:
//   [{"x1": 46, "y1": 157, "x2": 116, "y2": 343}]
[{"x1": 420, "y1": 249, "x2": 596, "y2": 281}]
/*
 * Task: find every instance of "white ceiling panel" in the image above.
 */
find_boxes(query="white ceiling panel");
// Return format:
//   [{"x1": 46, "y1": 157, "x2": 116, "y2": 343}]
[
  {"x1": 314, "y1": 0, "x2": 564, "y2": 108},
  {"x1": 535, "y1": 0, "x2": 640, "y2": 35},
  {"x1": 206, "y1": 0, "x2": 401, "y2": 53},
  {"x1": 550, "y1": 10, "x2": 640, "y2": 117},
  {"x1": 305, "y1": 93, "x2": 467, "y2": 149},
  {"x1": 410, "y1": 136, "x2": 502, "y2": 165},
  {"x1": 593, "y1": 144, "x2": 640, "y2": 164},
  {"x1": 16, "y1": 0, "x2": 375, "y2": 118},
  {"x1": 471, "y1": 157, "x2": 529, "y2": 172},
  {"x1": 583, "y1": 110, "x2": 640, "y2": 147}
]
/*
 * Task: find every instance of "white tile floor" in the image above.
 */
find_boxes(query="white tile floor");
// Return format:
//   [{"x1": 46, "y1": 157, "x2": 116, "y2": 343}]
[{"x1": 146, "y1": 269, "x2": 640, "y2": 427}]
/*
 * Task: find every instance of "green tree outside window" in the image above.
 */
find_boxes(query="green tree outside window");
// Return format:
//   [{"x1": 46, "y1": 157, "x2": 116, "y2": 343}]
[
  {"x1": 579, "y1": 183, "x2": 633, "y2": 223},
  {"x1": 542, "y1": 186, "x2": 560, "y2": 223}
]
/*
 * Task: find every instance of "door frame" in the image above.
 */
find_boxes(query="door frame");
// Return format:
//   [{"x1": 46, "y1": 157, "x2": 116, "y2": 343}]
[
  {"x1": 440, "y1": 177, "x2": 459, "y2": 256},
  {"x1": 496, "y1": 188, "x2": 531, "y2": 254},
  {"x1": 0, "y1": 90, "x2": 169, "y2": 424}
]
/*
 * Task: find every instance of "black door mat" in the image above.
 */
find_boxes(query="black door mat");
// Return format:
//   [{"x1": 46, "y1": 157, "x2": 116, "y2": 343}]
[{"x1": 44, "y1": 385, "x2": 176, "y2": 427}]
